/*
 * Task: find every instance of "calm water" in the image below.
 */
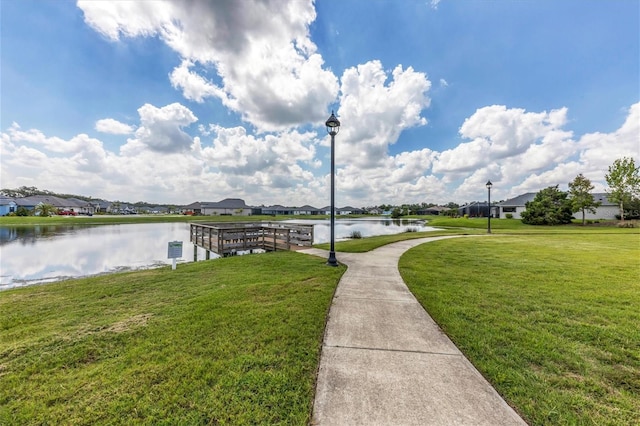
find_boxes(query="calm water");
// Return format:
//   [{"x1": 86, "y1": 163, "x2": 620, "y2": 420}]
[{"x1": 0, "y1": 219, "x2": 437, "y2": 290}]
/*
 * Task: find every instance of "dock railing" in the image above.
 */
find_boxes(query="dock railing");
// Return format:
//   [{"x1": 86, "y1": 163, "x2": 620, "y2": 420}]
[{"x1": 190, "y1": 221, "x2": 314, "y2": 256}]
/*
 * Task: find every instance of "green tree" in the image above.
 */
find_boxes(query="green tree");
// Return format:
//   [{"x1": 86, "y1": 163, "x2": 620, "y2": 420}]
[
  {"x1": 34, "y1": 203, "x2": 56, "y2": 217},
  {"x1": 391, "y1": 207, "x2": 404, "y2": 218},
  {"x1": 521, "y1": 185, "x2": 573, "y2": 225},
  {"x1": 568, "y1": 174, "x2": 601, "y2": 225},
  {"x1": 605, "y1": 157, "x2": 640, "y2": 222}
]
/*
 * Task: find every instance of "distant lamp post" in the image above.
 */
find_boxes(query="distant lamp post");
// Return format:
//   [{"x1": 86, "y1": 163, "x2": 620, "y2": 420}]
[
  {"x1": 486, "y1": 180, "x2": 493, "y2": 234},
  {"x1": 326, "y1": 111, "x2": 340, "y2": 266}
]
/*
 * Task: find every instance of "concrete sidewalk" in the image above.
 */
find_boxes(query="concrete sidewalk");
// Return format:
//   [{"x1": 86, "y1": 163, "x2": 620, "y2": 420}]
[{"x1": 301, "y1": 237, "x2": 527, "y2": 426}]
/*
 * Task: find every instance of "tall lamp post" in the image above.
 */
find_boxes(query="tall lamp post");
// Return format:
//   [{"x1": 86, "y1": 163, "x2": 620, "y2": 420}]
[
  {"x1": 486, "y1": 180, "x2": 493, "y2": 234},
  {"x1": 326, "y1": 111, "x2": 340, "y2": 266}
]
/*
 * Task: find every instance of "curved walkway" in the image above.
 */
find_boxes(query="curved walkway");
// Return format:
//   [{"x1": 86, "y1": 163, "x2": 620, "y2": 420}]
[{"x1": 301, "y1": 236, "x2": 526, "y2": 426}]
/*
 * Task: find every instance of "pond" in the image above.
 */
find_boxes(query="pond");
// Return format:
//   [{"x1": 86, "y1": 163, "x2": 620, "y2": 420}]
[{"x1": 0, "y1": 218, "x2": 438, "y2": 290}]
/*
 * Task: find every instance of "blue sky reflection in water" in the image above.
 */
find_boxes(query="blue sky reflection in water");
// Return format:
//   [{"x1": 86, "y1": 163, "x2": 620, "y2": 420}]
[{"x1": 0, "y1": 220, "x2": 437, "y2": 289}]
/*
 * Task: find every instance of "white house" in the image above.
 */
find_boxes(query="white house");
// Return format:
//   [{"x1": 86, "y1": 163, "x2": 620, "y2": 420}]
[{"x1": 498, "y1": 192, "x2": 618, "y2": 220}]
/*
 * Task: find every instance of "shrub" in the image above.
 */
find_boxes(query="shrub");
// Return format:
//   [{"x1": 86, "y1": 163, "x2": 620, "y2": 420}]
[
  {"x1": 521, "y1": 185, "x2": 573, "y2": 225},
  {"x1": 349, "y1": 230, "x2": 362, "y2": 239},
  {"x1": 405, "y1": 227, "x2": 417, "y2": 233},
  {"x1": 505, "y1": 213, "x2": 513, "y2": 219},
  {"x1": 463, "y1": 214, "x2": 469, "y2": 219},
  {"x1": 16, "y1": 206, "x2": 29, "y2": 216}
]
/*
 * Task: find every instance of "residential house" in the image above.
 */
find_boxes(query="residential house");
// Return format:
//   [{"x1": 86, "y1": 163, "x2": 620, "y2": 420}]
[
  {"x1": 292, "y1": 205, "x2": 321, "y2": 215},
  {"x1": 416, "y1": 206, "x2": 449, "y2": 215},
  {"x1": 497, "y1": 193, "x2": 536, "y2": 219},
  {"x1": 184, "y1": 199, "x2": 252, "y2": 216},
  {"x1": 262, "y1": 205, "x2": 296, "y2": 215},
  {"x1": 66, "y1": 198, "x2": 96, "y2": 215},
  {"x1": 93, "y1": 200, "x2": 112, "y2": 213},
  {"x1": 458, "y1": 202, "x2": 494, "y2": 218},
  {"x1": 497, "y1": 192, "x2": 618, "y2": 220},
  {"x1": 14, "y1": 195, "x2": 85, "y2": 214},
  {"x1": 339, "y1": 206, "x2": 365, "y2": 215},
  {"x1": 0, "y1": 196, "x2": 17, "y2": 216}
]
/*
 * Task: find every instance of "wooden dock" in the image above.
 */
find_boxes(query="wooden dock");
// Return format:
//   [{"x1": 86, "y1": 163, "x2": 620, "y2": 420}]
[{"x1": 190, "y1": 222, "x2": 314, "y2": 257}]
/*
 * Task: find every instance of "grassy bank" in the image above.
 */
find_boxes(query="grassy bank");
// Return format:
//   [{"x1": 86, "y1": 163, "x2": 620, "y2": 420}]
[
  {"x1": 317, "y1": 218, "x2": 638, "y2": 253},
  {"x1": 424, "y1": 216, "x2": 639, "y2": 233},
  {"x1": 0, "y1": 252, "x2": 345, "y2": 425},
  {"x1": 399, "y1": 234, "x2": 640, "y2": 425}
]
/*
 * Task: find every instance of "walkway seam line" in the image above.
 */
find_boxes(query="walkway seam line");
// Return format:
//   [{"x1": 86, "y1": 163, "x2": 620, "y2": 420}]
[{"x1": 324, "y1": 344, "x2": 462, "y2": 357}]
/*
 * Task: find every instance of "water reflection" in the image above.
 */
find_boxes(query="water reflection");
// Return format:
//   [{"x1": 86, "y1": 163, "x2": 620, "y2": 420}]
[
  {"x1": 286, "y1": 217, "x2": 435, "y2": 243},
  {"x1": 0, "y1": 223, "x2": 207, "y2": 290},
  {"x1": 0, "y1": 219, "x2": 437, "y2": 290}
]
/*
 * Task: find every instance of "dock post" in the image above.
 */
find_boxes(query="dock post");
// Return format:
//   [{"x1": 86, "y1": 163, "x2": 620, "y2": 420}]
[
  {"x1": 206, "y1": 250, "x2": 210, "y2": 260},
  {"x1": 193, "y1": 245, "x2": 198, "y2": 262}
]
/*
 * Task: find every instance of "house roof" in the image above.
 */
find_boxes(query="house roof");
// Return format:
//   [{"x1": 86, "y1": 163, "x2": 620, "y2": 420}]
[
  {"x1": 0, "y1": 196, "x2": 17, "y2": 205},
  {"x1": 183, "y1": 202, "x2": 202, "y2": 209},
  {"x1": 498, "y1": 193, "x2": 537, "y2": 207},
  {"x1": 591, "y1": 193, "x2": 616, "y2": 206},
  {"x1": 295, "y1": 205, "x2": 320, "y2": 211},
  {"x1": 200, "y1": 198, "x2": 248, "y2": 209},
  {"x1": 458, "y1": 201, "x2": 491, "y2": 209},
  {"x1": 14, "y1": 195, "x2": 83, "y2": 208}
]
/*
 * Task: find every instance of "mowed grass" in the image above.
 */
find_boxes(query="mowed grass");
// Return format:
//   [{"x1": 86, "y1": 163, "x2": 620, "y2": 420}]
[
  {"x1": 399, "y1": 234, "x2": 640, "y2": 425},
  {"x1": 0, "y1": 252, "x2": 345, "y2": 425},
  {"x1": 315, "y1": 228, "x2": 469, "y2": 253}
]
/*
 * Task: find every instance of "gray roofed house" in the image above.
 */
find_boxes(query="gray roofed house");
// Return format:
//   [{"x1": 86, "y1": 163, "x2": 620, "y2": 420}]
[
  {"x1": 498, "y1": 192, "x2": 618, "y2": 220},
  {"x1": 0, "y1": 196, "x2": 18, "y2": 216},
  {"x1": 458, "y1": 201, "x2": 493, "y2": 218},
  {"x1": 185, "y1": 198, "x2": 252, "y2": 216},
  {"x1": 293, "y1": 205, "x2": 321, "y2": 215},
  {"x1": 338, "y1": 206, "x2": 364, "y2": 215},
  {"x1": 14, "y1": 195, "x2": 90, "y2": 214},
  {"x1": 497, "y1": 193, "x2": 536, "y2": 219},
  {"x1": 262, "y1": 205, "x2": 294, "y2": 215}
]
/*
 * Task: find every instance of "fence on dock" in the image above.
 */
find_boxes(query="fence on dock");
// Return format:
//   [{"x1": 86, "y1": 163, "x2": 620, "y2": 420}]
[{"x1": 189, "y1": 222, "x2": 314, "y2": 256}]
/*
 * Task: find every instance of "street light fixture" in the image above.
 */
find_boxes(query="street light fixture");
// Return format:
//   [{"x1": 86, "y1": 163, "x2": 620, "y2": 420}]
[
  {"x1": 486, "y1": 180, "x2": 493, "y2": 234},
  {"x1": 326, "y1": 111, "x2": 340, "y2": 266}
]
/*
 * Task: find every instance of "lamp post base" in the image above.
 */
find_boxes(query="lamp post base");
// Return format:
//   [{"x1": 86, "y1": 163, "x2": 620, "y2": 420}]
[{"x1": 327, "y1": 251, "x2": 338, "y2": 267}]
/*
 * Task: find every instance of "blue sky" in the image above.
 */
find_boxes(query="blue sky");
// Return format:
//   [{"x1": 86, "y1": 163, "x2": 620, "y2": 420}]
[{"x1": 1, "y1": 0, "x2": 638, "y2": 206}]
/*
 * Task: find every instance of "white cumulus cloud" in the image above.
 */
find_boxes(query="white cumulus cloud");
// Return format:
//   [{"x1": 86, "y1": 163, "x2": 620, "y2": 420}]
[
  {"x1": 78, "y1": 0, "x2": 339, "y2": 132},
  {"x1": 129, "y1": 103, "x2": 198, "y2": 154},
  {"x1": 336, "y1": 60, "x2": 431, "y2": 168},
  {"x1": 95, "y1": 118, "x2": 135, "y2": 135}
]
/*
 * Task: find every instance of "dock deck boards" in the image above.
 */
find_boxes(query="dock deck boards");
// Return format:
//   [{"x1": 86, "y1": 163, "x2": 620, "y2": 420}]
[{"x1": 190, "y1": 221, "x2": 314, "y2": 256}]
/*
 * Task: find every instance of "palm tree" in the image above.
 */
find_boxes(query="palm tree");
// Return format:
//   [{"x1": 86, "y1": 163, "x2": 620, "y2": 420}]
[{"x1": 35, "y1": 203, "x2": 56, "y2": 217}]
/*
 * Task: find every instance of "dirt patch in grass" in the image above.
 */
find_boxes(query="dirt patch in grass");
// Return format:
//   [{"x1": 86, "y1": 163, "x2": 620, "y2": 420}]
[{"x1": 105, "y1": 313, "x2": 153, "y2": 333}]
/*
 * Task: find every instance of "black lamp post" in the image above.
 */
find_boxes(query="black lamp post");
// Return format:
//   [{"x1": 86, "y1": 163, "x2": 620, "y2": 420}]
[
  {"x1": 486, "y1": 180, "x2": 493, "y2": 234},
  {"x1": 326, "y1": 111, "x2": 340, "y2": 266}
]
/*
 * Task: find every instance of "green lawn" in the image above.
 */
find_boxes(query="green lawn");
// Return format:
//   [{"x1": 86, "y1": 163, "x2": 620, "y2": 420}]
[
  {"x1": 3, "y1": 216, "x2": 639, "y2": 424},
  {"x1": 0, "y1": 252, "x2": 345, "y2": 425},
  {"x1": 399, "y1": 233, "x2": 640, "y2": 425}
]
